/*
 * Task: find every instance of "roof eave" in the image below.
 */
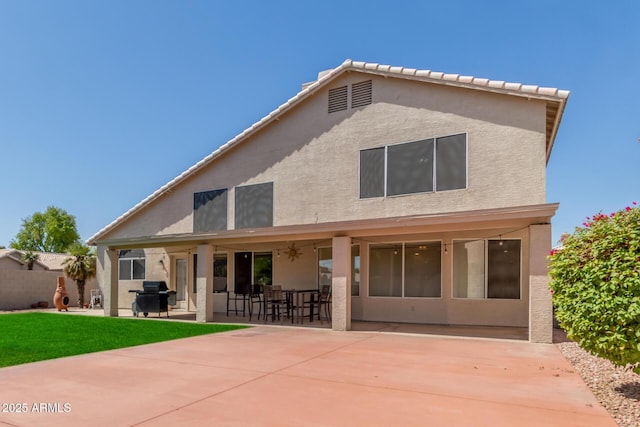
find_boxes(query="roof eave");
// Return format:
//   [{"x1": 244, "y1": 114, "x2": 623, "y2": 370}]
[
  {"x1": 545, "y1": 93, "x2": 570, "y2": 164},
  {"x1": 93, "y1": 203, "x2": 559, "y2": 249}
]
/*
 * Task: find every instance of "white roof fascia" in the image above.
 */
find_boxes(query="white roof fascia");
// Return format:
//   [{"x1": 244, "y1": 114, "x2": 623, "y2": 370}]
[{"x1": 95, "y1": 203, "x2": 559, "y2": 249}]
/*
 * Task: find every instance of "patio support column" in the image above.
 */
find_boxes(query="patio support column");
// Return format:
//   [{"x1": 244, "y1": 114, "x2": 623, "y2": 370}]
[
  {"x1": 529, "y1": 224, "x2": 552, "y2": 343},
  {"x1": 98, "y1": 245, "x2": 119, "y2": 317},
  {"x1": 196, "y1": 244, "x2": 214, "y2": 322},
  {"x1": 332, "y1": 236, "x2": 351, "y2": 331}
]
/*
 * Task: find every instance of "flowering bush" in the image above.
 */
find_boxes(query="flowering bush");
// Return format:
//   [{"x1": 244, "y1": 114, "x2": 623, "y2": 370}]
[{"x1": 549, "y1": 203, "x2": 640, "y2": 372}]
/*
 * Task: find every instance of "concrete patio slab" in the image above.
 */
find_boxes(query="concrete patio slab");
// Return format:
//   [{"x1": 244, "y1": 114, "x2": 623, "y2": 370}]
[{"x1": 0, "y1": 325, "x2": 616, "y2": 427}]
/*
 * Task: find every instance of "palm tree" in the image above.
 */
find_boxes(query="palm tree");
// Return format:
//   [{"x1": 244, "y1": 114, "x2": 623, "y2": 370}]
[
  {"x1": 62, "y1": 243, "x2": 96, "y2": 308},
  {"x1": 22, "y1": 250, "x2": 40, "y2": 270}
]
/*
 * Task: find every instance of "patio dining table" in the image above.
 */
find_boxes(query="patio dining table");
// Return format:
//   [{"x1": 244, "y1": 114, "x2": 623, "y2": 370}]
[{"x1": 283, "y1": 289, "x2": 319, "y2": 324}]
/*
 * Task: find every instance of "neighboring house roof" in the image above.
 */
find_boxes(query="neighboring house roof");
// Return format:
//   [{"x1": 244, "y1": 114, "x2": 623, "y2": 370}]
[
  {"x1": 0, "y1": 249, "x2": 69, "y2": 271},
  {"x1": 0, "y1": 249, "x2": 27, "y2": 266},
  {"x1": 87, "y1": 59, "x2": 569, "y2": 245},
  {"x1": 33, "y1": 252, "x2": 70, "y2": 271}
]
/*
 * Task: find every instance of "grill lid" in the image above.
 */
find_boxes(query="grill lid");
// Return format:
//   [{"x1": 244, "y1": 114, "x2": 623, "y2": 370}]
[{"x1": 142, "y1": 281, "x2": 168, "y2": 293}]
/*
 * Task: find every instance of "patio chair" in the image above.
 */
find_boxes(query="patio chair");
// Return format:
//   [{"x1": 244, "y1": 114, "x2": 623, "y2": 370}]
[
  {"x1": 248, "y1": 284, "x2": 263, "y2": 321},
  {"x1": 89, "y1": 289, "x2": 103, "y2": 309},
  {"x1": 317, "y1": 285, "x2": 332, "y2": 324},
  {"x1": 227, "y1": 282, "x2": 251, "y2": 317},
  {"x1": 263, "y1": 286, "x2": 287, "y2": 324},
  {"x1": 296, "y1": 289, "x2": 320, "y2": 324}
]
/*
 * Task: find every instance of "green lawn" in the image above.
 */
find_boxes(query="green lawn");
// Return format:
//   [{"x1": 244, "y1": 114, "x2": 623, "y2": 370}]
[{"x1": 0, "y1": 312, "x2": 249, "y2": 368}]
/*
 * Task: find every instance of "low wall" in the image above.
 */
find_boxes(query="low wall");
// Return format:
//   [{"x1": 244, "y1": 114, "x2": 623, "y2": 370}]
[{"x1": 0, "y1": 270, "x2": 99, "y2": 310}]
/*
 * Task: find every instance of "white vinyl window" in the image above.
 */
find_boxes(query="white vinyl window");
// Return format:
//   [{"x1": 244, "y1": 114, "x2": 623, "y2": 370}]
[{"x1": 118, "y1": 249, "x2": 145, "y2": 280}]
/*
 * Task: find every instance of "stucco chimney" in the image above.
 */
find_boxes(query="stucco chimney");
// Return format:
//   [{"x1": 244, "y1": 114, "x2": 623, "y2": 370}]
[{"x1": 301, "y1": 68, "x2": 335, "y2": 90}]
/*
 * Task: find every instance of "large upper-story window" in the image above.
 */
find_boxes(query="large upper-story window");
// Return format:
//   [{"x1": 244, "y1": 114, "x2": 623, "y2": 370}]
[
  {"x1": 360, "y1": 133, "x2": 467, "y2": 198},
  {"x1": 118, "y1": 249, "x2": 145, "y2": 280},
  {"x1": 194, "y1": 188, "x2": 228, "y2": 232},
  {"x1": 235, "y1": 182, "x2": 274, "y2": 229}
]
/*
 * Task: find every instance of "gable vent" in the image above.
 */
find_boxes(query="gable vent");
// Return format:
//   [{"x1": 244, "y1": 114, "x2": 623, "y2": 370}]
[
  {"x1": 328, "y1": 85, "x2": 348, "y2": 113},
  {"x1": 351, "y1": 80, "x2": 372, "y2": 109}
]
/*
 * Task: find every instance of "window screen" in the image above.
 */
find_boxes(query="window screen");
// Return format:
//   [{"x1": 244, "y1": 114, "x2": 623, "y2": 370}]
[
  {"x1": 404, "y1": 243, "x2": 441, "y2": 297},
  {"x1": 487, "y1": 240, "x2": 521, "y2": 299},
  {"x1": 452, "y1": 239, "x2": 521, "y2": 299},
  {"x1": 436, "y1": 134, "x2": 466, "y2": 191},
  {"x1": 194, "y1": 189, "x2": 227, "y2": 232},
  {"x1": 235, "y1": 182, "x2": 274, "y2": 229},
  {"x1": 452, "y1": 240, "x2": 485, "y2": 298},
  {"x1": 387, "y1": 139, "x2": 434, "y2": 196},
  {"x1": 369, "y1": 245, "x2": 402, "y2": 297},
  {"x1": 360, "y1": 148, "x2": 385, "y2": 198}
]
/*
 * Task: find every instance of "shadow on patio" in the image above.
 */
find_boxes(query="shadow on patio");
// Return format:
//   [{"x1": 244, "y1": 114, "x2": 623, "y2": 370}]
[{"x1": 154, "y1": 309, "x2": 529, "y2": 341}]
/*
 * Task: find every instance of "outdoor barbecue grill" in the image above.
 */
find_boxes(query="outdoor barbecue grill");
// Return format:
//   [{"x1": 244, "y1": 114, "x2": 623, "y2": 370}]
[{"x1": 129, "y1": 281, "x2": 176, "y2": 318}]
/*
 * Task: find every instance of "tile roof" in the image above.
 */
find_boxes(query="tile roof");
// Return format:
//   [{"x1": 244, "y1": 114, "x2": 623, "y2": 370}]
[
  {"x1": 0, "y1": 249, "x2": 25, "y2": 265},
  {"x1": 87, "y1": 59, "x2": 569, "y2": 245},
  {"x1": 33, "y1": 252, "x2": 71, "y2": 271}
]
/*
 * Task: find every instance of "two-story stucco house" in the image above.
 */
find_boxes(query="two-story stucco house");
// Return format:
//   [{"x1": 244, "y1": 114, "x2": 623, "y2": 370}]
[{"x1": 87, "y1": 59, "x2": 569, "y2": 343}]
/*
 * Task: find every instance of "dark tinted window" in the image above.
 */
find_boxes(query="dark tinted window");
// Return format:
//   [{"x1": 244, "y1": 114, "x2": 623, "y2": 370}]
[
  {"x1": 487, "y1": 240, "x2": 521, "y2": 299},
  {"x1": 436, "y1": 134, "x2": 466, "y2": 191},
  {"x1": 235, "y1": 182, "x2": 273, "y2": 229},
  {"x1": 360, "y1": 148, "x2": 385, "y2": 198},
  {"x1": 194, "y1": 189, "x2": 227, "y2": 232},
  {"x1": 387, "y1": 139, "x2": 434, "y2": 196}
]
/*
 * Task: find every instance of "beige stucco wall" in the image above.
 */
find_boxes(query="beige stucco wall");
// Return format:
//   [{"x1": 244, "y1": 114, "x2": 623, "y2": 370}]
[
  {"x1": 0, "y1": 257, "x2": 48, "y2": 271},
  {"x1": 0, "y1": 270, "x2": 98, "y2": 310},
  {"x1": 101, "y1": 73, "x2": 547, "y2": 241},
  {"x1": 0, "y1": 258, "x2": 22, "y2": 270}
]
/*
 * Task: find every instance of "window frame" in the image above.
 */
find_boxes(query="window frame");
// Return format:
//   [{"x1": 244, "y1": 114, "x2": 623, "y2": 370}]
[
  {"x1": 253, "y1": 251, "x2": 273, "y2": 286},
  {"x1": 213, "y1": 252, "x2": 228, "y2": 293},
  {"x1": 234, "y1": 182, "x2": 274, "y2": 229},
  {"x1": 317, "y1": 246, "x2": 333, "y2": 289},
  {"x1": 367, "y1": 240, "x2": 442, "y2": 299},
  {"x1": 193, "y1": 188, "x2": 228, "y2": 232},
  {"x1": 351, "y1": 244, "x2": 361, "y2": 297},
  {"x1": 359, "y1": 133, "x2": 467, "y2": 199},
  {"x1": 118, "y1": 249, "x2": 146, "y2": 281},
  {"x1": 451, "y1": 238, "x2": 522, "y2": 300}
]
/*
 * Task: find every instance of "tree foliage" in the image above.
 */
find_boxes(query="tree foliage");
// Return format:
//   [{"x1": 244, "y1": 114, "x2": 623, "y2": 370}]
[
  {"x1": 22, "y1": 251, "x2": 40, "y2": 270},
  {"x1": 549, "y1": 203, "x2": 640, "y2": 373},
  {"x1": 63, "y1": 243, "x2": 97, "y2": 307},
  {"x1": 10, "y1": 206, "x2": 80, "y2": 253}
]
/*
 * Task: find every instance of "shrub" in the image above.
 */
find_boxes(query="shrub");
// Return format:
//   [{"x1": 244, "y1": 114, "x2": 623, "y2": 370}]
[{"x1": 549, "y1": 203, "x2": 640, "y2": 372}]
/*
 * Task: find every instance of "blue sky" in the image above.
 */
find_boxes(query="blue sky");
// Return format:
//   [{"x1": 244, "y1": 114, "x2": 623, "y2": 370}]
[{"x1": 0, "y1": 1, "x2": 638, "y2": 248}]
